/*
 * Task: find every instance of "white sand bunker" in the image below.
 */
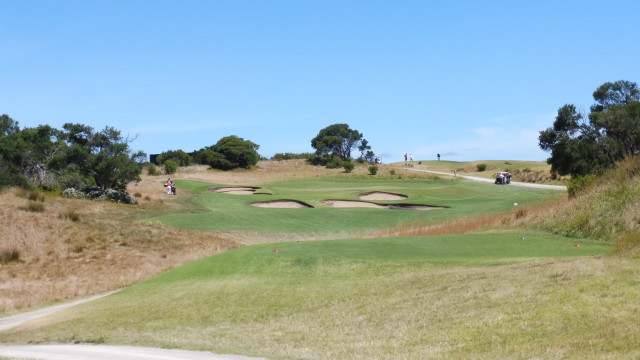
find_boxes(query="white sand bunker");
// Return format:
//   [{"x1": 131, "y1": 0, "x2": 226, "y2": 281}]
[
  {"x1": 359, "y1": 191, "x2": 408, "y2": 201},
  {"x1": 323, "y1": 200, "x2": 443, "y2": 210},
  {"x1": 210, "y1": 187, "x2": 260, "y2": 195},
  {"x1": 252, "y1": 200, "x2": 314, "y2": 208}
]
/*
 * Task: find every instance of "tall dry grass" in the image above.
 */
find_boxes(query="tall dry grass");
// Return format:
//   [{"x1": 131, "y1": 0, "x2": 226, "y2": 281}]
[
  {"x1": 368, "y1": 201, "x2": 552, "y2": 239},
  {"x1": 0, "y1": 187, "x2": 240, "y2": 315}
]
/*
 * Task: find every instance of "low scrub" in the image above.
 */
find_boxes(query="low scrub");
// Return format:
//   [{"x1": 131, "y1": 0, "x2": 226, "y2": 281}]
[
  {"x1": 0, "y1": 248, "x2": 20, "y2": 264},
  {"x1": 22, "y1": 201, "x2": 45, "y2": 212},
  {"x1": 59, "y1": 208, "x2": 81, "y2": 222}
]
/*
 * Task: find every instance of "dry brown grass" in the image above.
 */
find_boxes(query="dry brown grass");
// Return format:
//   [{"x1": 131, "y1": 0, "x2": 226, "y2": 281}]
[
  {"x1": 0, "y1": 187, "x2": 240, "y2": 315},
  {"x1": 368, "y1": 201, "x2": 553, "y2": 238}
]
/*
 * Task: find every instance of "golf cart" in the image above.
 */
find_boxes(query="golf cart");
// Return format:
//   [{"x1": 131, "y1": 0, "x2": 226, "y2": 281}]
[{"x1": 495, "y1": 171, "x2": 511, "y2": 185}]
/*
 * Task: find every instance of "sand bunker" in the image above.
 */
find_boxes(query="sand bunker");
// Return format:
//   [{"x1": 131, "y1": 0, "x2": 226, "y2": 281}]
[
  {"x1": 358, "y1": 191, "x2": 408, "y2": 201},
  {"x1": 323, "y1": 200, "x2": 387, "y2": 209},
  {"x1": 323, "y1": 200, "x2": 443, "y2": 210},
  {"x1": 252, "y1": 200, "x2": 314, "y2": 208},
  {"x1": 210, "y1": 187, "x2": 260, "y2": 195}
]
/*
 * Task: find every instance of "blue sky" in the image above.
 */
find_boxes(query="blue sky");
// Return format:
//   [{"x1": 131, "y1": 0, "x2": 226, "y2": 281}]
[{"x1": 2, "y1": 0, "x2": 639, "y2": 162}]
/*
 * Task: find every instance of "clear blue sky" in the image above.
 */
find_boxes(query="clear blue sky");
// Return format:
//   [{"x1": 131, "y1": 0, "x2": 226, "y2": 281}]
[{"x1": 2, "y1": 0, "x2": 639, "y2": 162}]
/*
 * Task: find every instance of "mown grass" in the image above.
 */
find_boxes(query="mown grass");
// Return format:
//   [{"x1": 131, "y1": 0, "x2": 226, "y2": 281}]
[{"x1": 1, "y1": 232, "x2": 619, "y2": 359}]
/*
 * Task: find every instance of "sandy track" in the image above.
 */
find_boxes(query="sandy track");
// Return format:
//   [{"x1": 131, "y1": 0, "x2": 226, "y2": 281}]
[
  {"x1": 0, "y1": 294, "x2": 267, "y2": 360},
  {"x1": 406, "y1": 168, "x2": 567, "y2": 190},
  {"x1": 0, "y1": 292, "x2": 115, "y2": 332},
  {"x1": 0, "y1": 344, "x2": 267, "y2": 360}
]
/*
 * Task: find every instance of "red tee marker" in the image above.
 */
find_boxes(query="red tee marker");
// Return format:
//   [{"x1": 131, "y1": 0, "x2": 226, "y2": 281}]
[
  {"x1": 574, "y1": 244, "x2": 581, "y2": 247},
  {"x1": 273, "y1": 249, "x2": 279, "y2": 252}
]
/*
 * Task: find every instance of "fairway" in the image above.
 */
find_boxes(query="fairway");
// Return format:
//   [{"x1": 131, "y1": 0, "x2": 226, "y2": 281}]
[{"x1": 142, "y1": 177, "x2": 562, "y2": 234}]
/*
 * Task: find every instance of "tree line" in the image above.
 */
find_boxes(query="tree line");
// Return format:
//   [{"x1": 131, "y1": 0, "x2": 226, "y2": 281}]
[
  {"x1": 155, "y1": 123, "x2": 376, "y2": 174},
  {"x1": 1, "y1": 115, "x2": 375, "y2": 192}
]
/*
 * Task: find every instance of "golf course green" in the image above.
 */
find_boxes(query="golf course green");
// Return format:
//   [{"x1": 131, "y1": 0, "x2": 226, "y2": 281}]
[{"x1": 143, "y1": 177, "x2": 563, "y2": 234}]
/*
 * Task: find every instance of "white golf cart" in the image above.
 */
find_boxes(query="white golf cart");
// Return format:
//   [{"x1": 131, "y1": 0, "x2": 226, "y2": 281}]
[{"x1": 495, "y1": 172, "x2": 511, "y2": 185}]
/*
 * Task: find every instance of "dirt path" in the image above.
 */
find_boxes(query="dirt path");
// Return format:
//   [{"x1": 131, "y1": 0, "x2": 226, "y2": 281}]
[
  {"x1": 0, "y1": 344, "x2": 267, "y2": 360},
  {"x1": 406, "y1": 168, "x2": 567, "y2": 191},
  {"x1": 0, "y1": 292, "x2": 116, "y2": 332}
]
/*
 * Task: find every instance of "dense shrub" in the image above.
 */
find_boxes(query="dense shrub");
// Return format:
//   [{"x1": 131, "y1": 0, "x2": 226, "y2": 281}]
[
  {"x1": 368, "y1": 165, "x2": 379, "y2": 175},
  {"x1": 325, "y1": 158, "x2": 345, "y2": 169},
  {"x1": 62, "y1": 187, "x2": 136, "y2": 204},
  {"x1": 476, "y1": 163, "x2": 487, "y2": 172},
  {"x1": 343, "y1": 161, "x2": 355, "y2": 173},
  {"x1": 147, "y1": 163, "x2": 161, "y2": 176},
  {"x1": 164, "y1": 160, "x2": 177, "y2": 175},
  {"x1": 567, "y1": 174, "x2": 598, "y2": 198}
]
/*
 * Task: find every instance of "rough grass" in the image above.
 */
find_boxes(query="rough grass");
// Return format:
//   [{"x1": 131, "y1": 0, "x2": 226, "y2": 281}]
[{"x1": 527, "y1": 157, "x2": 640, "y2": 249}]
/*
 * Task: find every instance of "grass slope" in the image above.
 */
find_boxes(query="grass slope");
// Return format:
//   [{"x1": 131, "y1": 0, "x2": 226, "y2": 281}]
[{"x1": 2, "y1": 232, "x2": 619, "y2": 359}]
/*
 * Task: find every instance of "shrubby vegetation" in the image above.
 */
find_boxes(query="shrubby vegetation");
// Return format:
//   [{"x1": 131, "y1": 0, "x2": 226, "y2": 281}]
[
  {"x1": 270, "y1": 152, "x2": 314, "y2": 161},
  {"x1": 0, "y1": 115, "x2": 145, "y2": 191},
  {"x1": 155, "y1": 149, "x2": 192, "y2": 167}
]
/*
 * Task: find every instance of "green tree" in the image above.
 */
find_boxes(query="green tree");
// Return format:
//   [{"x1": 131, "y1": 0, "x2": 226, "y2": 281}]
[
  {"x1": 311, "y1": 123, "x2": 368, "y2": 162},
  {"x1": 195, "y1": 136, "x2": 260, "y2": 170},
  {"x1": 60, "y1": 124, "x2": 145, "y2": 189},
  {"x1": 0, "y1": 114, "x2": 20, "y2": 136},
  {"x1": 591, "y1": 80, "x2": 640, "y2": 111},
  {"x1": 0, "y1": 114, "x2": 29, "y2": 188},
  {"x1": 214, "y1": 136, "x2": 260, "y2": 169},
  {"x1": 539, "y1": 80, "x2": 640, "y2": 177}
]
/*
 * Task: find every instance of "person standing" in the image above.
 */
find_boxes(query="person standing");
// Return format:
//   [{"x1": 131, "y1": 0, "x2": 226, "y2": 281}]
[
  {"x1": 437, "y1": 153, "x2": 441, "y2": 161},
  {"x1": 404, "y1": 153, "x2": 408, "y2": 162},
  {"x1": 165, "y1": 178, "x2": 173, "y2": 195},
  {"x1": 409, "y1": 153, "x2": 413, "y2": 161}
]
